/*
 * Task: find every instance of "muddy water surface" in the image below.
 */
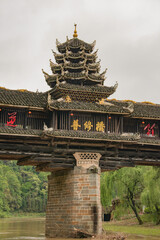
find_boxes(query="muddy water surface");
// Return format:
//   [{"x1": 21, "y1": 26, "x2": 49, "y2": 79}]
[{"x1": 0, "y1": 218, "x2": 159, "y2": 240}]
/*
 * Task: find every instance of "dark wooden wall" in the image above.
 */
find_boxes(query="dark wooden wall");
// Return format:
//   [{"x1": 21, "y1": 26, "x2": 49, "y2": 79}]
[
  {"x1": 0, "y1": 108, "x2": 49, "y2": 130},
  {"x1": 0, "y1": 108, "x2": 159, "y2": 138}
]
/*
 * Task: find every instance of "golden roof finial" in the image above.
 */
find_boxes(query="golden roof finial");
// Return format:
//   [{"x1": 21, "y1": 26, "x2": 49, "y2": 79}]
[{"x1": 73, "y1": 23, "x2": 78, "y2": 38}]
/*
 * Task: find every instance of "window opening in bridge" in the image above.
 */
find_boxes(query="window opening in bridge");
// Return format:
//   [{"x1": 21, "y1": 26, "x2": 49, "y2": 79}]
[
  {"x1": 108, "y1": 115, "x2": 122, "y2": 134},
  {"x1": 123, "y1": 118, "x2": 138, "y2": 134}
]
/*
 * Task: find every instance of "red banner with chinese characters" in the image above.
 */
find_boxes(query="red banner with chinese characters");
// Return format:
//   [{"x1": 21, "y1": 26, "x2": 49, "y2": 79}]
[
  {"x1": 144, "y1": 123, "x2": 155, "y2": 136},
  {"x1": 6, "y1": 112, "x2": 17, "y2": 127}
]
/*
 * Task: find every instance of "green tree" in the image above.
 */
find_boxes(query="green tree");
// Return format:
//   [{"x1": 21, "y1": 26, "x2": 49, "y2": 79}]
[
  {"x1": 101, "y1": 167, "x2": 144, "y2": 224},
  {"x1": 141, "y1": 167, "x2": 160, "y2": 224},
  {"x1": 101, "y1": 172, "x2": 113, "y2": 207},
  {"x1": 0, "y1": 163, "x2": 22, "y2": 213},
  {"x1": 0, "y1": 160, "x2": 48, "y2": 216}
]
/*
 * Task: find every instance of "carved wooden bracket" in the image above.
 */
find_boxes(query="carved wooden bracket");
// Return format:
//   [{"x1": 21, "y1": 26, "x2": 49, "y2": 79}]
[{"x1": 73, "y1": 152, "x2": 101, "y2": 168}]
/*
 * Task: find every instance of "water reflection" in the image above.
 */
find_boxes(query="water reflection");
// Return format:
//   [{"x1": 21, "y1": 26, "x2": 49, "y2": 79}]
[
  {"x1": 0, "y1": 218, "x2": 45, "y2": 240},
  {"x1": 0, "y1": 218, "x2": 160, "y2": 240}
]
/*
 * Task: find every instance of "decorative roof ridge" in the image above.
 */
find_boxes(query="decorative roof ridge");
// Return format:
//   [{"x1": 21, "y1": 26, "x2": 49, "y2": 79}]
[
  {"x1": 0, "y1": 127, "x2": 42, "y2": 137},
  {"x1": 88, "y1": 61, "x2": 100, "y2": 67},
  {"x1": 50, "y1": 82, "x2": 117, "y2": 93},
  {"x1": 42, "y1": 129, "x2": 160, "y2": 146},
  {"x1": 56, "y1": 37, "x2": 96, "y2": 51},
  {"x1": 0, "y1": 88, "x2": 48, "y2": 109},
  {"x1": 52, "y1": 50, "x2": 64, "y2": 58},
  {"x1": 50, "y1": 61, "x2": 101, "y2": 72},
  {"x1": 0, "y1": 86, "x2": 45, "y2": 94},
  {"x1": 108, "y1": 98, "x2": 160, "y2": 106},
  {"x1": 53, "y1": 50, "x2": 98, "y2": 60},
  {"x1": 48, "y1": 99, "x2": 130, "y2": 114},
  {"x1": 42, "y1": 129, "x2": 141, "y2": 142},
  {"x1": 42, "y1": 69, "x2": 60, "y2": 81}
]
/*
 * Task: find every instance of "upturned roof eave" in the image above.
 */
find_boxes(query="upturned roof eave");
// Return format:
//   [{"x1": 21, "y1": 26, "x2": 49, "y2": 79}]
[
  {"x1": 129, "y1": 116, "x2": 160, "y2": 120},
  {"x1": 49, "y1": 84, "x2": 115, "y2": 95},
  {"x1": 0, "y1": 103, "x2": 46, "y2": 111},
  {"x1": 48, "y1": 105, "x2": 129, "y2": 115},
  {"x1": 0, "y1": 132, "x2": 41, "y2": 137},
  {"x1": 42, "y1": 130, "x2": 160, "y2": 146},
  {"x1": 57, "y1": 38, "x2": 95, "y2": 52}
]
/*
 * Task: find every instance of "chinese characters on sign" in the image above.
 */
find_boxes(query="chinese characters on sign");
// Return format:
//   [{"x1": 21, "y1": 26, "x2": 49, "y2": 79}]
[
  {"x1": 144, "y1": 123, "x2": 155, "y2": 136},
  {"x1": 71, "y1": 119, "x2": 105, "y2": 132},
  {"x1": 96, "y1": 121, "x2": 105, "y2": 132},
  {"x1": 84, "y1": 121, "x2": 93, "y2": 131},
  {"x1": 6, "y1": 112, "x2": 17, "y2": 127},
  {"x1": 71, "y1": 119, "x2": 81, "y2": 130}
]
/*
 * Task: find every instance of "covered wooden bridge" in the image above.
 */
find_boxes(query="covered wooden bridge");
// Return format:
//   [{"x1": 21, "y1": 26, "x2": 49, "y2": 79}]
[{"x1": 0, "y1": 26, "x2": 160, "y2": 237}]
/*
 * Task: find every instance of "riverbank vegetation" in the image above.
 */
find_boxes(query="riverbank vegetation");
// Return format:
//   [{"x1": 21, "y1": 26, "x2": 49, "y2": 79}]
[
  {"x1": 0, "y1": 160, "x2": 159, "y2": 228},
  {"x1": 101, "y1": 166, "x2": 160, "y2": 225},
  {"x1": 0, "y1": 160, "x2": 48, "y2": 218}
]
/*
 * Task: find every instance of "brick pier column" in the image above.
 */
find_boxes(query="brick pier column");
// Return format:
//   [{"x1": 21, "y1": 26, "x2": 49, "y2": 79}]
[{"x1": 45, "y1": 166, "x2": 102, "y2": 238}]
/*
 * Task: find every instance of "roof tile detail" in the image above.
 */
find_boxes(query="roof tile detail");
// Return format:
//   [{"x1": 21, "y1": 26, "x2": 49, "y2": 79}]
[
  {"x1": 0, "y1": 88, "x2": 47, "y2": 108},
  {"x1": 49, "y1": 100, "x2": 129, "y2": 114},
  {"x1": 0, "y1": 127, "x2": 41, "y2": 135}
]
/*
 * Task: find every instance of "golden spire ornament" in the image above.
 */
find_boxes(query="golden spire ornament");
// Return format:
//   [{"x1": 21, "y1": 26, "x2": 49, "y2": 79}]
[{"x1": 73, "y1": 24, "x2": 78, "y2": 38}]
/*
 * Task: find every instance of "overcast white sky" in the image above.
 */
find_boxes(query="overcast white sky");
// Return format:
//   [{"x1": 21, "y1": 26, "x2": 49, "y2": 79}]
[{"x1": 0, "y1": 0, "x2": 160, "y2": 103}]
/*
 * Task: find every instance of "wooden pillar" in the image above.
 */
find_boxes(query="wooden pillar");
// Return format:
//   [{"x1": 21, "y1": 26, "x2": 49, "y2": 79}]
[{"x1": 45, "y1": 164, "x2": 102, "y2": 238}]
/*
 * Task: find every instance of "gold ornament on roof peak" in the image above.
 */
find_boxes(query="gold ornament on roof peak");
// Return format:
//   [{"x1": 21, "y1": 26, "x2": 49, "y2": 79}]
[
  {"x1": 65, "y1": 95, "x2": 72, "y2": 103},
  {"x1": 73, "y1": 24, "x2": 78, "y2": 38},
  {"x1": 99, "y1": 98, "x2": 105, "y2": 104}
]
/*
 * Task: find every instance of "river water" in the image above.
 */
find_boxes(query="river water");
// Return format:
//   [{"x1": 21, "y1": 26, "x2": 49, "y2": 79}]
[
  {"x1": 0, "y1": 217, "x2": 159, "y2": 240},
  {"x1": 0, "y1": 218, "x2": 45, "y2": 240}
]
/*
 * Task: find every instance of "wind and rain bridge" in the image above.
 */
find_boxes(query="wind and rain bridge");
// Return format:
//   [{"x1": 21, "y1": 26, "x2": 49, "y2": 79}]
[{"x1": 0, "y1": 26, "x2": 160, "y2": 237}]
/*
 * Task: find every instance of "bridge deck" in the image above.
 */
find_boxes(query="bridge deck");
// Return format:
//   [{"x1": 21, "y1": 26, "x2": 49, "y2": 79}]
[{"x1": 0, "y1": 131, "x2": 160, "y2": 171}]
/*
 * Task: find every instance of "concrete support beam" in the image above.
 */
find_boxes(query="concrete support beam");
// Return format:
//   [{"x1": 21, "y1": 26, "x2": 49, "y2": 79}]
[{"x1": 45, "y1": 166, "x2": 102, "y2": 238}]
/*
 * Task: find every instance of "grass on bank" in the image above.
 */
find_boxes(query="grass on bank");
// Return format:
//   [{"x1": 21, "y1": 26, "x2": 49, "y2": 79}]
[
  {"x1": 103, "y1": 218, "x2": 160, "y2": 237},
  {"x1": 0, "y1": 211, "x2": 45, "y2": 218}
]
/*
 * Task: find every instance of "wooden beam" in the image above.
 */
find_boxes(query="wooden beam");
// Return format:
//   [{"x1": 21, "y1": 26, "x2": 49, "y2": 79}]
[
  {"x1": 36, "y1": 162, "x2": 74, "y2": 172},
  {"x1": 100, "y1": 161, "x2": 135, "y2": 168}
]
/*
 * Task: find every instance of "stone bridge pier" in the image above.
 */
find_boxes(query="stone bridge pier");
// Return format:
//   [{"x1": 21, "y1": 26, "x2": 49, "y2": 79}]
[{"x1": 45, "y1": 152, "x2": 102, "y2": 238}]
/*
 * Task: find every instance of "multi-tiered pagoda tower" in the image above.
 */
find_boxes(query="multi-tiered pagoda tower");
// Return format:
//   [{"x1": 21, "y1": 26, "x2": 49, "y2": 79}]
[
  {"x1": 43, "y1": 25, "x2": 117, "y2": 103},
  {"x1": 0, "y1": 25, "x2": 160, "y2": 238}
]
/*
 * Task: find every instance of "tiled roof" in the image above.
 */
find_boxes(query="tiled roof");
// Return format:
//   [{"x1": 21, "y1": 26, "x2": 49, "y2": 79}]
[
  {"x1": 57, "y1": 38, "x2": 94, "y2": 53},
  {"x1": 0, "y1": 88, "x2": 47, "y2": 108},
  {"x1": 131, "y1": 102, "x2": 160, "y2": 119},
  {"x1": 109, "y1": 100, "x2": 160, "y2": 119},
  {"x1": 0, "y1": 126, "x2": 160, "y2": 146},
  {"x1": 49, "y1": 100, "x2": 130, "y2": 114},
  {"x1": 49, "y1": 83, "x2": 117, "y2": 102},
  {"x1": 57, "y1": 82, "x2": 116, "y2": 93},
  {"x1": 0, "y1": 127, "x2": 42, "y2": 136},
  {"x1": 44, "y1": 130, "x2": 139, "y2": 141},
  {"x1": 0, "y1": 88, "x2": 160, "y2": 120},
  {"x1": 43, "y1": 129, "x2": 160, "y2": 145}
]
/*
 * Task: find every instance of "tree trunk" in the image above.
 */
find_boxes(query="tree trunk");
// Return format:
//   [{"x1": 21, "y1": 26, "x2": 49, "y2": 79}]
[
  {"x1": 155, "y1": 205, "x2": 160, "y2": 225},
  {"x1": 130, "y1": 198, "x2": 143, "y2": 225}
]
